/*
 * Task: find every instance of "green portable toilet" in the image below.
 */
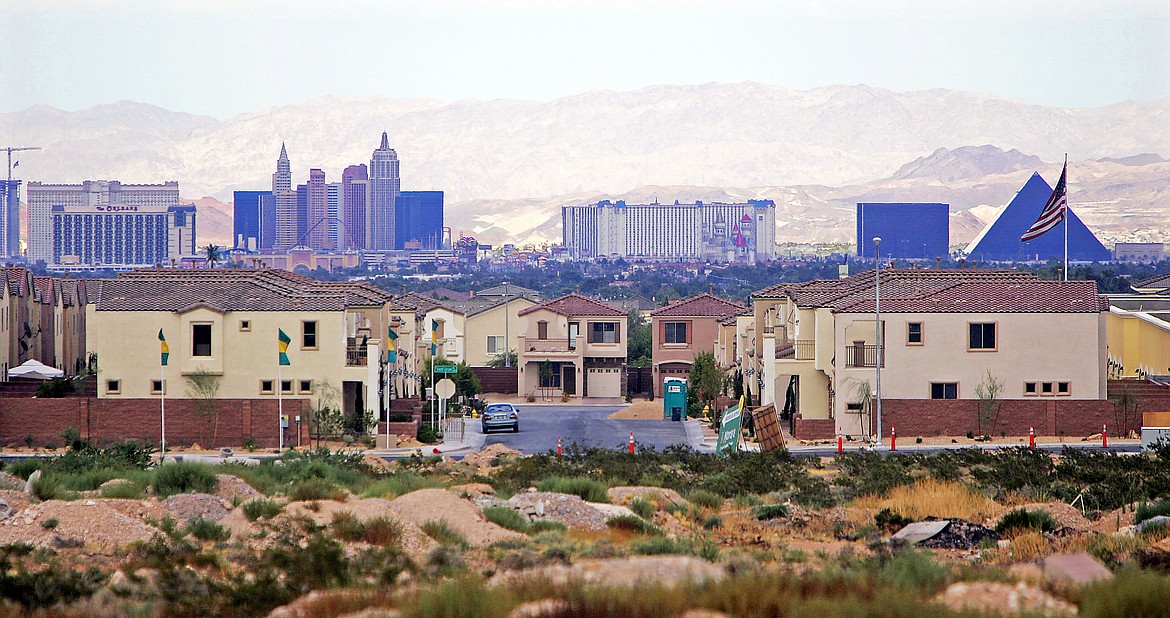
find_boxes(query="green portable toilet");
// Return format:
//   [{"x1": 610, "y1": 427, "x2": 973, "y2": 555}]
[{"x1": 663, "y1": 377, "x2": 687, "y2": 421}]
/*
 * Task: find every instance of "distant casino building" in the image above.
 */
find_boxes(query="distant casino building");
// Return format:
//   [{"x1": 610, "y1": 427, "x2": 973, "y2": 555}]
[
  {"x1": 562, "y1": 200, "x2": 776, "y2": 263},
  {"x1": 396, "y1": 190, "x2": 444, "y2": 250},
  {"x1": 856, "y1": 203, "x2": 950, "y2": 259},
  {"x1": 50, "y1": 202, "x2": 197, "y2": 271},
  {"x1": 0, "y1": 180, "x2": 20, "y2": 258},
  {"x1": 27, "y1": 180, "x2": 185, "y2": 265}
]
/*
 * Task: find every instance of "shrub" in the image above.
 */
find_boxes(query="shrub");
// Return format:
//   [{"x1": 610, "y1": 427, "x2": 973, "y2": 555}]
[
  {"x1": 417, "y1": 425, "x2": 440, "y2": 444},
  {"x1": 537, "y1": 476, "x2": 609, "y2": 503},
  {"x1": 630, "y1": 536, "x2": 719, "y2": 560},
  {"x1": 100, "y1": 480, "x2": 147, "y2": 499},
  {"x1": 153, "y1": 463, "x2": 217, "y2": 498},
  {"x1": 482, "y1": 506, "x2": 530, "y2": 533},
  {"x1": 31, "y1": 475, "x2": 73, "y2": 502},
  {"x1": 242, "y1": 499, "x2": 283, "y2": 521},
  {"x1": 874, "y1": 508, "x2": 914, "y2": 532},
  {"x1": 187, "y1": 518, "x2": 231, "y2": 542},
  {"x1": 879, "y1": 549, "x2": 950, "y2": 592},
  {"x1": 289, "y1": 478, "x2": 346, "y2": 502},
  {"x1": 423, "y1": 545, "x2": 466, "y2": 577},
  {"x1": 332, "y1": 511, "x2": 366, "y2": 541},
  {"x1": 41, "y1": 518, "x2": 59, "y2": 529},
  {"x1": 527, "y1": 520, "x2": 567, "y2": 536},
  {"x1": 36, "y1": 377, "x2": 75, "y2": 398},
  {"x1": 752, "y1": 504, "x2": 789, "y2": 521},
  {"x1": 1080, "y1": 569, "x2": 1170, "y2": 616},
  {"x1": 995, "y1": 508, "x2": 1059, "y2": 536},
  {"x1": 362, "y1": 517, "x2": 404, "y2": 546},
  {"x1": 6, "y1": 459, "x2": 42, "y2": 479},
  {"x1": 1134, "y1": 499, "x2": 1170, "y2": 525},
  {"x1": 688, "y1": 489, "x2": 722, "y2": 510},
  {"x1": 421, "y1": 520, "x2": 469, "y2": 548},
  {"x1": 362, "y1": 473, "x2": 443, "y2": 499},
  {"x1": 627, "y1": 496, "x2": 655, "y2": 519},
  {"x1": 702, "y1": 515, "x2": 722, "y2": 530},
  {"x1": 606, "y1": 514, "x2": 662, "y2": 536}
]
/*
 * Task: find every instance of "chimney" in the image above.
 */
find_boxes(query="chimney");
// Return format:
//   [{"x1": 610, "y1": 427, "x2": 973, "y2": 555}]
[
  {"x1": 960, "y1": 258, "x2": 966, "y2": 269},
  {"x1": 935, "y1": 257, "x2": 941, "y2": 269}
]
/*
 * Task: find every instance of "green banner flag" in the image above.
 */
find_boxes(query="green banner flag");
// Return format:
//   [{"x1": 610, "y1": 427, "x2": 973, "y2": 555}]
[{"x1": 715, "y1": 396, "x2": 745, "y2": 456}]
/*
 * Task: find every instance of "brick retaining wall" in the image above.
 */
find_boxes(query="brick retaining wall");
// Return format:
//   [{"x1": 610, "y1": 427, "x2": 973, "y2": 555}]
[
  {"x1": 471, "y1": 367, "x2": 518, "y2": 394},
  {"x1": 0, "y1": 397, "x2": 309, "y2": 449},
  {"x1": 871, "y1": 398, "x2": 1129, "y2": 439}
]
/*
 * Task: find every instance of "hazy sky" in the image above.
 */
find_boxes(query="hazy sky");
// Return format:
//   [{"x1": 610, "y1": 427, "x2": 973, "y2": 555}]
[{"x1": 2, "y1": 0, "x2": 1168, "y2": 118}]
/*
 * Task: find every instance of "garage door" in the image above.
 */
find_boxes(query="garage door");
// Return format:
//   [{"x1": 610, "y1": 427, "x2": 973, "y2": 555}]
[{"x1": 587, "y1": 368, "x2": 622, "y2": 398}]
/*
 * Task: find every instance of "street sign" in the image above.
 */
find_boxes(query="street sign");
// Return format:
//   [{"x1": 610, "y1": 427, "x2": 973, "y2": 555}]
[
  {"x1": 715, "y1": 397, "x2": 745, "y2": 455},
  {"x1": 435, "y1": 378, "x2": 456, "y2": 399},
  {"x1": 434, "y1": 365, "x2": 458, "y2": 374}
]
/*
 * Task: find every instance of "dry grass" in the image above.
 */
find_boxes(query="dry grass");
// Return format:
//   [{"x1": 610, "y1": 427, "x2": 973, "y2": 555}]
[{"x1": 852, "y1": 479, "x2": 1002, "y2": 522}]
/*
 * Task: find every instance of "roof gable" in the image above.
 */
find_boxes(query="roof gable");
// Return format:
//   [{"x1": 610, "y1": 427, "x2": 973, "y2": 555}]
[
  {"x1": 651, "y1": 292, "x2": 745, "y2": 317},
  {"x1": 518, "y1": 293, "x2": 625, "y2": 318}
]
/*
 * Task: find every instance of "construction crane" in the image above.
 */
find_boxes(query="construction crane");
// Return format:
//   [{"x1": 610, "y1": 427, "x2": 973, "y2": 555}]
[{"x1": 2, "y1": 146, "x2": 41, "y2": 182}]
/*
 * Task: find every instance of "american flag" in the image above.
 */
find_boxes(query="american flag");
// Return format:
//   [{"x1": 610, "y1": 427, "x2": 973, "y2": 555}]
[{"x1": 1021, "y1": 163, "x2": 1067, "y2": 242}]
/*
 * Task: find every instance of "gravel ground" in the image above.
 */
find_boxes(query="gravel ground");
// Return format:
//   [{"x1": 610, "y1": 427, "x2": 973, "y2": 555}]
[
  {"x1": 995, "y1": 502, "x2": 1094, "y2": 534},
  {"x1": 0, "y1": 499, "x2": 161, "y2": 550},
  {"x1": 163, "y1": 493, "x2": 232, "y2": 522},
  {"x1": 507, "y1": 492, "x2": 615, "y2": 530},
  {"x1": 281, "y1": 498, "x2": 438, "y2": 557},
  {"x1": 0, "y1": 471, "x2": 25, "y2": 490}
]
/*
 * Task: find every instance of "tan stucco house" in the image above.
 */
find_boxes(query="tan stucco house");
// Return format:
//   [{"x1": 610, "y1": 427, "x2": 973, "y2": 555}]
[
  {"x1": 650, "y1": 292, "x2": 745, "y2": 396},
  {"x1": 516, "y1": 293, "x2": 627, "y2": 398}
]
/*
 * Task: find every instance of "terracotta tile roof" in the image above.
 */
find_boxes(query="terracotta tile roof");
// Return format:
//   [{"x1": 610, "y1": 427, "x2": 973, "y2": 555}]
[
  {"x1": 719, "y1": 309, "x2": 752, "y2": 326},
  {"x1": 476, "y1": 283, "x2": 542, "y2": 298},
  {"x1": 835, "y1": 280, "x2": 1104, "y2": 313},
  {"x1": 96, "y1": 268, "x2": 392, "y2": 312},
  {"x1": 651, "y1": 292, "x2": 745, "y2": 317},
  {"x1": 517, "y1": 292, "x2": 625, "y2": 317}
]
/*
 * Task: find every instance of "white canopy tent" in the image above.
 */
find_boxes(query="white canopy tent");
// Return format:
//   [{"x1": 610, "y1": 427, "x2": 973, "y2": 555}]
[{"x1": 8, "y1": 359, "x2": 65, "y2": 380}]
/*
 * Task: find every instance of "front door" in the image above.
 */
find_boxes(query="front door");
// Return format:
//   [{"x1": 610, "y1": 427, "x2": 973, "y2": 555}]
[{"x1": 562, "y1": 365, "x2": 576, "y2": 396}]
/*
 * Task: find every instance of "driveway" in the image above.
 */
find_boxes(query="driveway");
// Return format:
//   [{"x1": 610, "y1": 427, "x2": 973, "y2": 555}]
[{"x1": 465, "y1": 404, "x2": 693, "y2": 455}]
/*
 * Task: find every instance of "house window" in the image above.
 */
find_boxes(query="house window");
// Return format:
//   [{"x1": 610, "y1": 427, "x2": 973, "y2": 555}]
[
  {"x1": 930, "y1": 382, "x2": 958, "y2": 399},
  {"x1": 106, "y1": 379, "x2": 121, "y2": 394},
  {"x1": 260, "y1": 380, "x2": 275, "y2": 394},
  {"x1": 537, "y1": 321, "x2": 548, "y2": 340},
  {"x1": 907, "y1": 322, "x2": 923, "y2": 345},
  {"x1": 151, "y1": 379, "x2": 164, "y2": 395},
  {"x1": 239, "y1": 319, "x2": 251, "y2": 332},
  {"x1": 538, "y1": 362, "x2": 562, "y2": 388},
  {"x1": 664, "y1": 322, "x2": 688, "y2": 344},
  {"x1": 192, "y1": 324, "x2": 212, "y2": 357},
  {"x1": 1041, "y1": 381, "x2": 1054, "y2": 395},
  {"x1": 298, "y1": 380, "x2": 313, "y2": 394},
  {"x1": 968, "y1": 322, "x2": 996, "y2": 350},
  {"x1": 1057, "y1": 381, "x2": 1071, "y2": 395},
  {"x1": 302, "y1": 320, "x2": 318, "y2": 349},
  {"x1": 487, "y1": 335, "x2": 505, "y2": 354},
  {"x1": 1024, "y1": 382, "x2": 1038, "y2": 396},
  {"x1": 281, "y1": 380, "x2": 293, "y2": 394},
  {"x1": 589, "y1": 322, "x2": 619, "y2": 343}
]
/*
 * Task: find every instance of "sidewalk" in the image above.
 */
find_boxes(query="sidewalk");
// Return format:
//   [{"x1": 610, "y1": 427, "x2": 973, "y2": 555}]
[{"x1": 370, "y1": 418, "x2": 482, "y2": 458}]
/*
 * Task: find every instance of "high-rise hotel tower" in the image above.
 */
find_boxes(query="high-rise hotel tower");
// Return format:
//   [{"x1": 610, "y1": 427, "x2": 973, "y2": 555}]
[{"x1": 368, "y1": 132, "x2": 400, "y2": 250}]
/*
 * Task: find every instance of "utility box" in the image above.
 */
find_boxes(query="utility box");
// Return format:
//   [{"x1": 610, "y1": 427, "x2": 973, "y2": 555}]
[{"x1": 663, "y1": 378, "x2": 687, "y2": 421}]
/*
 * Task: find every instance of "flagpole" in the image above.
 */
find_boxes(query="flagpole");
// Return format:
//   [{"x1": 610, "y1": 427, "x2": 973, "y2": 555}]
[
  {"x1": 278, "y1": 358, "x2": 284, "y2": 452},
  {"x1": 1063, "y1": 154, "x2": 1069, "y2": 281},
  {"x1": 160, "y1": 363, "x2": 166, "y2": 457}
]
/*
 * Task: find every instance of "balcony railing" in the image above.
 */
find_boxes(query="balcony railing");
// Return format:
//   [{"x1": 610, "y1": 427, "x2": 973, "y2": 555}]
[
  {"x1": 845, "y1": 344, "x2": 884, "y2": 368},
  {"x1": 346, "y1": 337, "x2": 368, "y2": 366},
  {"x1": 794, "y1": 340, "x2": 815, "y2": 361},
  {"x1": 520, "y1": 337, "x2": 578, "y2": 355}
]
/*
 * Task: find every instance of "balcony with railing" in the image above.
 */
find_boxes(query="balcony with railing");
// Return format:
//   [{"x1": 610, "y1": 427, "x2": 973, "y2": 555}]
[
  {"x1": 346, "y1": 337, "x2": 368, "y2": 367},
  {"x1": 845, "y1": 344, "x2": 884, "y2": 368},
  {"x1": 520, "y1": 337, "x2": 579, "y2": 357},
  {"x1": 777, "y1": 339, "x2": 816, "y2": 361}
]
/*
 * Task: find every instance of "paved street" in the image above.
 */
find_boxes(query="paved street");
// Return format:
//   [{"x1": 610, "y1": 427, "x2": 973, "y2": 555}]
[{"x1": 464, "y1": 404, "x2": 693, "y2": 455}]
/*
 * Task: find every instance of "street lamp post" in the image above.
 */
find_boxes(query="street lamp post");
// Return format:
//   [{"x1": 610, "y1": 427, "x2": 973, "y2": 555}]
[{"x1": 873, "y1": 236, "x2": 883, "y2": 448}]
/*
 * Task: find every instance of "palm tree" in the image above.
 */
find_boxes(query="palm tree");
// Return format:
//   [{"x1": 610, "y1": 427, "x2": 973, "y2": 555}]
[{"x1": 203, "y1": 244, "x2": 223, "y2": 268}]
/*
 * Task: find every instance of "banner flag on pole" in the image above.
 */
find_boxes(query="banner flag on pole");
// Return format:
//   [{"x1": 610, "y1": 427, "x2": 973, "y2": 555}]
[
  {"x1": 1021, "y1": 162, "x2": 1068, "y2": 242},
  {"x1": 430, "y1": 319, "x2": 438, "y2": 356},
  {"x1": 158, "y1": 329, "x2": 169, "y2": 366},
  {"x1": 278, "y1": 329, "x2": 291, "y2": 366},
  {"x1": 386, "y1": 325, "x2": 399, "y2": 363}
]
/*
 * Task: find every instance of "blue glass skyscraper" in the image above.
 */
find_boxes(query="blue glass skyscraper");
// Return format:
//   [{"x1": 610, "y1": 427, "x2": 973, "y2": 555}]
[
  {"x1": 396, "y1": 191, "x2": 444, "y2": 249},
  {"x1": 857, "y1": 203, "x2": 950, "y2": 259},
  {"x1": 233, "y1": 190, "x2": 271, "y2": 250}
]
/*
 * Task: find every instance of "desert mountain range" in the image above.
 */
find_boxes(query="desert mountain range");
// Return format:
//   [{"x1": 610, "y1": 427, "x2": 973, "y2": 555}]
[{"x1": 2, "y1": 82, "x2": 1167, "y2": 249}]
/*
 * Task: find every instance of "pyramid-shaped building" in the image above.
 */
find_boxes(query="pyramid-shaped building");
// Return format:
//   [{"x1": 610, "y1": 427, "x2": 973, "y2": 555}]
[{"x1": 965, "y1": 172, "x2": 1110, "y2": 262}]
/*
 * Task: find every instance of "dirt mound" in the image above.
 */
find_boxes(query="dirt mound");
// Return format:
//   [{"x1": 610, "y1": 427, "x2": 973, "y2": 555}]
[
  {"x1": 608, "y1": 486, "x2": 687, "y2": 507},
  {"x1": 281, "y1": 498, "x2": 437, "y2": 556},
  {"x1": 607, "y1": 401, "x2": 665, "y2": 420},
  {"x1": 163, "y1": 493, "x2": 231, "y2": 522},
  {"x1": 491, "y1": 556, "x2": 725, "y2": 588},
  {"x1": 386, "y1": 488, "x2": 525, "y2": 547},
  {"x1": 998, "y1": 503, "x2": 1093, "y2": 534},
  {"x1": 508, "y1": 492, "x2": 613, "y2": 530},
  {"x1": 215, "y1": 475, "x2": 264, "y2": 504},
  {"x1": 461, "y1": 444, "x2": 523, "y2": 469},
  {"x1": 0, "y1": 499, "x2": 160, "y2": 550},
  {"x1": 935, "y1": 581, "x2": 1075, "y2": 615},
  {"x1": 450, "y1": 483, "x2": 495, "y2": 498},
  {"x1": 915, "y1": 518, "x2": 1000, "y2": 549}
]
